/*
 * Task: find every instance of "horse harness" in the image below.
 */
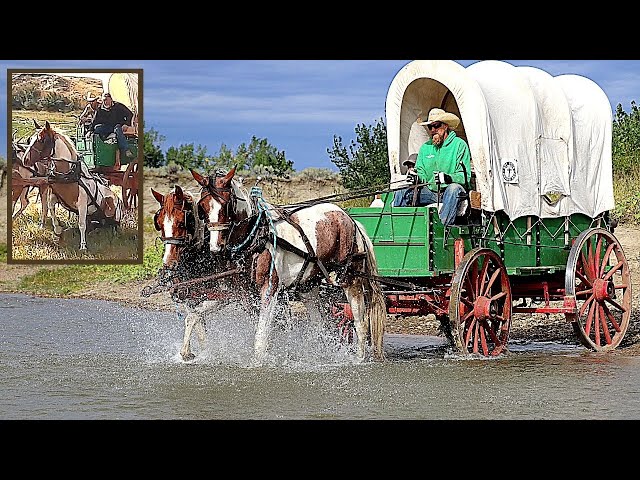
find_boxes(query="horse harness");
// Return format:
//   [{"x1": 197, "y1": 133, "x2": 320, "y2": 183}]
[
  {"x1": 198, "y1": 176, "x2": 354, "y2": 292},
  {"x1": 229, "y1": 200, "x2": 365, "y2": 293},
  {"x1": 27, "y1": 132, "x2": 113, "y2": 216}
]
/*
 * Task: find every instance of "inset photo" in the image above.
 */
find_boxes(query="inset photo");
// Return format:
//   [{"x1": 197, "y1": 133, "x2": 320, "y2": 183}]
[{"x1": 8, "y1": 69, "x2": 143, "y2": 263}]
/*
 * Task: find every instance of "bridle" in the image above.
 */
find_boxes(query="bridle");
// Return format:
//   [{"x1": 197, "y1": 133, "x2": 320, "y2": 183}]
[
  {"x1": 198, "y1": 174, "x2": 237, "y2": 236},
  {"x1": 24, "y1": 133, "x2": 56, "y2": 169},
  {"x1": 154, "y1": 199, "x2": 200, "y2": 247}
]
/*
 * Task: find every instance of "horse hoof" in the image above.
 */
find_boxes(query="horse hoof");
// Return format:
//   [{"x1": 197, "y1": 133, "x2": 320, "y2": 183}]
[
  {"x1": 249, "y1": 356, "x2": 264, "y2": 368},
  {"x1": 181, "y1": 352, "x2": 195, "y2": 362}
]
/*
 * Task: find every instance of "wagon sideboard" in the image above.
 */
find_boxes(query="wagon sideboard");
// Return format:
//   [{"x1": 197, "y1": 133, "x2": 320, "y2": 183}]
[{"x1": 349, "y1": 194, "x2": 597, "y2": 279}]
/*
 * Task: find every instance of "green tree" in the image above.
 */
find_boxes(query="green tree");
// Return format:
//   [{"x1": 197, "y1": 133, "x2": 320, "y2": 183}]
[
  {"x1": 208, "y1": 136, "x2": 294, "y2": 176},
  {"x1": 212, "y1": 144, "x2": 241, "y2": 170},
  {"x1": 165, "y1": 143, "x2": 212, "y2": 171},
  {"x1": 241, "y1": 136, "x2": 294, "y2": 176},
  {"x1": 328, "y1": 117, "x2": 389, "y2": 191},
  {"x1": 143, "y1": 126, "x2": 166, "y2": 168},
  {"x1": 612, "y1": 101, "x2": 640, "y2": 175}
]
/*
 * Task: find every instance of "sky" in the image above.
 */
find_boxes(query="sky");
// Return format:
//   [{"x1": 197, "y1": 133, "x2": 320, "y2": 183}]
[{"x1": 2, "y1": 60, "x2": 639, "y2": 171}]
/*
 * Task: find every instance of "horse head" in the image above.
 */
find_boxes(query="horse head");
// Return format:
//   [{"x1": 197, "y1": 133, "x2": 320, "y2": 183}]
[
  {"x1": 22, "y1": 120, "x2": 57, "y2": 168},
  {"x1": 191, "y1": 166, "x2": 240, "y2": 254},
  {"x1": 151, "y1": 185, "x2": 202, "y2": 277},
  {"x1": 22, "y1": 120, "x2": 78, "y2": 171}
]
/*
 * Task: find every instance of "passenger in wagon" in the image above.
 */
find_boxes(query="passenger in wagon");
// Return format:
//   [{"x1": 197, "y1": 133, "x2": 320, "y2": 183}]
[
  {"x1": 393, "y1": 108, "x2": 472, "y2": 227},
  {"x1": 90, "y1": 92, "x2": 135, "y2": 160},
  {"x1": 79, "y1": 92, "x2": 101, "y2": 135}
]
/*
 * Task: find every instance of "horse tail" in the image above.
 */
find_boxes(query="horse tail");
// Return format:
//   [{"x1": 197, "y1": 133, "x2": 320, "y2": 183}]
[{"x1": 355, "y1": 220, "x2": 387, "y2": 361}]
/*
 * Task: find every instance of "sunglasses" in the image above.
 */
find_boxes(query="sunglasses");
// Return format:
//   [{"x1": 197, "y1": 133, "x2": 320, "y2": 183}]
[{"x1": 427, "y1": 122, "x2": 444, "y2": 131}]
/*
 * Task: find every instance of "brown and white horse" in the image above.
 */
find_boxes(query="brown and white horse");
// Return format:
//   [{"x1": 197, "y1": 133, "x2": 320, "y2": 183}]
[
  {"x1": 150, "y1": 184, "x2": 244, "y2": 361},
  {"x1": 191, "y1": 167, "x2": 387, "y2": 365},
  {"x1": 20, "y1": 120, "x2": 123, "y2": 250}
]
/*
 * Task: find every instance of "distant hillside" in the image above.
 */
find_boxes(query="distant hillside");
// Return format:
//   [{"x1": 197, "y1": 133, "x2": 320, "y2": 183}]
[{"x1": 11, "y1": 73, "x2": 103, "y2": 113}]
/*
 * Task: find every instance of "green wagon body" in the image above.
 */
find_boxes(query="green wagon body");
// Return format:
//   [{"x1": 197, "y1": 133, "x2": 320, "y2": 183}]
[
  {"x1": 344, "y1": 187, "x2": 629, "y2": 356},
  {"x1": 75, "y1": 128, "x2": 137, "y2": 169},
  {"x1": 348, "y1": 192, "x2": 595, "y2": 280}
]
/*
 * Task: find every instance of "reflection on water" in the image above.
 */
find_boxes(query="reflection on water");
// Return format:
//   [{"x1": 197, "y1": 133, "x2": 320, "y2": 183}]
[{"x1": 1, "y1": 293, "x2": 639, "y2": 420}]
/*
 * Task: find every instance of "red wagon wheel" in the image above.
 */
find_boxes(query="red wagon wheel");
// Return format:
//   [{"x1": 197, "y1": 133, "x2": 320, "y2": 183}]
[
  {"x1": 565, "y1": 228, "x2": 631, "y2": 352},
  {"x1": 449, "y1": 248, "x2": 512, "y2": 357},
  {"x1": 121, "y1": 158, "x2": 140, "y2": 210},
  {"x1": 331, "y1": 302, "x2": 355, "y2": 344}
]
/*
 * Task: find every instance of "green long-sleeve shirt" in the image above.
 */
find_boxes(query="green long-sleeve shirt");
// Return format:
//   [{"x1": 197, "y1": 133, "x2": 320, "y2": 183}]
[{"x1": 415, "y1": 131, "x2": 472, "y2": 192}]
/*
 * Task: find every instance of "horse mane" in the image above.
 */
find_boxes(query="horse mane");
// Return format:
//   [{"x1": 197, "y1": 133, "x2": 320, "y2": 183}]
[
  {"x1": 231, "y1": 178, "x2": 256, "y2": 216},
  {"x1": 53, "y1": 130, "x2": 79, "y2": 160}
]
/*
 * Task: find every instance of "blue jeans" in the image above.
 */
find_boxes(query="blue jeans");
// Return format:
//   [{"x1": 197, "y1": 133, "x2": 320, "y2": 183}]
[
  {"x1": 393, "y1": 183, "x2": 467, "y2": 227},
  {"x1": 94, "y1": 123, "x2": 130, "y2": 156}
]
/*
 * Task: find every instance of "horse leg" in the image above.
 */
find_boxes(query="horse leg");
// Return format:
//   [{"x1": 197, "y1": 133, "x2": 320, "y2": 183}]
[
  {"x1": 77, "y1": 189, "x2": 89, "y2": 250},
  {"x1": 12, "y1": 186, "x2": 30, "y2": 219},
  {"x1": 299, "y1": 286, "x2": 325, "y2": 326},
  {"x1": 180, "y1": 307, "x2": 201, "y2": 361},
  {"x1": 344, "y1": 280, "x2": 369, "y2": 361},
  {"x1": 253, "y1": 252, "x2": 281, "y2": 365},
  {"x1": 39, "y1": 186, "x2": 48, "y2": 228},
  {"x1": 254, "y1": 286, "x2": 282, "y2": 366},
  {"x1": 179, "y1": 300, "x2": 215, "y2": 361},
  {"x1": 47, "y1": 190, "x2": 63, "y2": 236}
]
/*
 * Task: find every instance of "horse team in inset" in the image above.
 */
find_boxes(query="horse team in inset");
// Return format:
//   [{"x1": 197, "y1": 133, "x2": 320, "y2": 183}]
[{"x1": 12, "y1": 120, "x2": 127, "y2": 251}]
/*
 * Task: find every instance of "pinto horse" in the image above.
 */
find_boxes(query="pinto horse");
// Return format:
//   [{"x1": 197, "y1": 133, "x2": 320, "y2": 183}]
[
  {"x1": 20, "y1": 120, "x2": 124, "y2": 250},
  {"x1": 148, "y1": 184, "x2": 244, "y2": 361},
  {"x1": 191, "y1": 167, "x2": 387, "y2": 364}
]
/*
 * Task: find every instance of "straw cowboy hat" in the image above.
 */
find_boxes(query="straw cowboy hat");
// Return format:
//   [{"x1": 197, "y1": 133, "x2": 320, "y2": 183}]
[
  {"x1": 418, "y1": 108, "x2": 461, "y2": 129},
  {"x1": 86, "y1": 92, "x2": 100, "y2": 102}
]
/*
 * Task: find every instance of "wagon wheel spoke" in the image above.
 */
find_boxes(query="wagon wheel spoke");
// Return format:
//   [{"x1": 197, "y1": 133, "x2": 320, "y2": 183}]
[
  {"x1": 479, "y1": 322, "x2": 488, "y2": 356},
  {"x1": 566, "y1": 228, "x2": 631, "y2": 352},
  {"x1": 595, "y1": 235, "x2": 603, "y2": 276},
  {"x1": 599, "y1": 243, "x2": 616, "y2": 277},
  {"x1": 579, "y1": 295, "x2": 595, "y2": 318},
  {"x1": 450, "y1": 249, "x2": 512, "y2": 357},
  {"x1": 603, "y1": 260, "x2": 625, "y2": 281},
  {"x1": 601, "y1": 303, "x2": 621, "y2": 332},
  {"x1": 599, "y1": 304, "x2": 612, "y2": 345},
  {"x1": 478, "y1": 259, "x2": 491, "y2": 296},
  {"x1": 575, "y1": 270, "x2": 592, "y2": 290},
  {"x1": 490, "y1": 291, "x2": 507, "y2": 302}
]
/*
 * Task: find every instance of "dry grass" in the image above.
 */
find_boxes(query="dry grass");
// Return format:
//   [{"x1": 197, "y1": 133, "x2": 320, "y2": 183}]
[{"x1": 10, "y1": 188, "x2": 140, "y2": 262}]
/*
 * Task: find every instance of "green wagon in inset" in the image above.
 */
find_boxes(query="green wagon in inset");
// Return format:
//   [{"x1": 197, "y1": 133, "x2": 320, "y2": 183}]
[{"x1": 75, "y1": 124, "x2": 137, "y2": 169}]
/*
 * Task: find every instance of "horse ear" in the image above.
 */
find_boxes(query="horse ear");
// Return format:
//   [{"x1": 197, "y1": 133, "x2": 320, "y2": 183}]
[
  {"x1": 223, "y1": 165, "x2": 237, "y2": 183},
  {"x1": 190, "y1": 168, "x2": 208, "y2": 187},
  {"x1": 151, "y1": 188, "x2": 164, "y2": 205},
  {"x1": 45, "y1": 120, "x2": 51, "y2": 130},
  {"x1": 33, "y1": 118, "x2": 41, "y2": 129}
]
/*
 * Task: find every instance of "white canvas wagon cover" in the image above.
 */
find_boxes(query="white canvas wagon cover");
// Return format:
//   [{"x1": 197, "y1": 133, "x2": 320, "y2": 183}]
[{"x1": 386, "y1": 60, "x2": 614, "y2": 220}]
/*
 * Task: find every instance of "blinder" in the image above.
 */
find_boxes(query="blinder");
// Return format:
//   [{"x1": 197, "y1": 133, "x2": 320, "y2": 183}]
[
  {"x1": 154, "y1": 200, "x2": 199, "y2": 247},
  {"x1": 153, "y1": 210, "x2": 161, "y2": 231}
]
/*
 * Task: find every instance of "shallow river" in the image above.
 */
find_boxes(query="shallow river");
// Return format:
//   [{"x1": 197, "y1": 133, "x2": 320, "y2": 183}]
[{"x1": 1, "y1": 293, "x2": 639, "y2": 420}]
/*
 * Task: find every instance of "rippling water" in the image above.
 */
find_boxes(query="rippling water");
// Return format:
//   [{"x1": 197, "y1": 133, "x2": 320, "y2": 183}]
[{"x1": 1, "y1": 293, "x2": 639, "y2": 420}]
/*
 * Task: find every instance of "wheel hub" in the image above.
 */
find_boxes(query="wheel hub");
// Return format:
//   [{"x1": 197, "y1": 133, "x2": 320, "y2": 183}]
[
  {"x1": 473, "y1": 296, "x2": 497, "y2": 321},
  {"x1": 593, "y1": 278, "x2": 613, "y2": 302}
]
